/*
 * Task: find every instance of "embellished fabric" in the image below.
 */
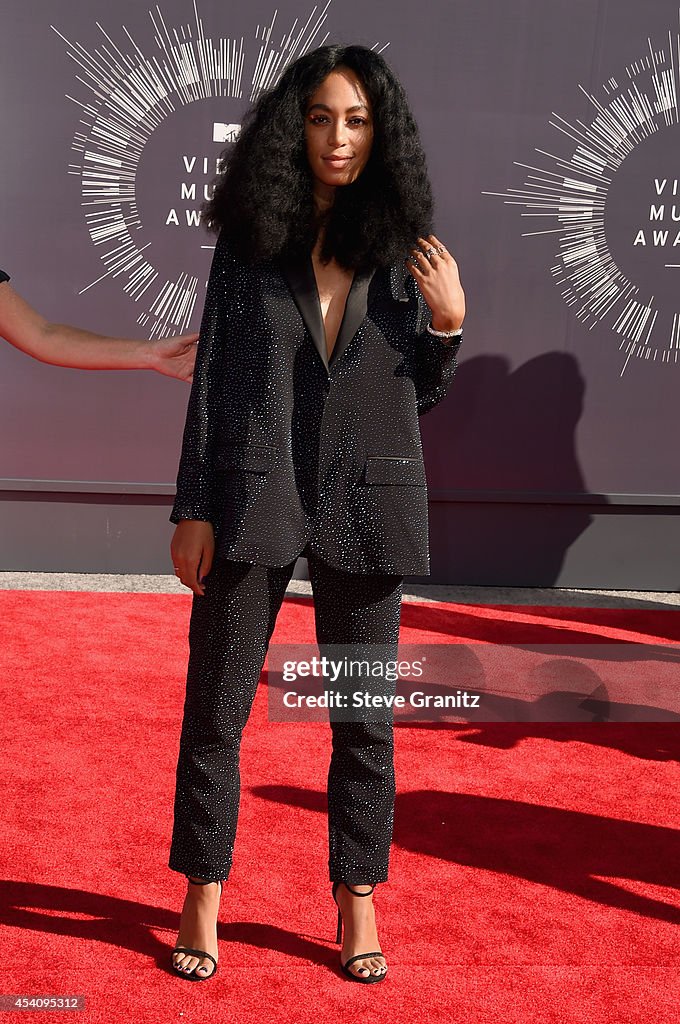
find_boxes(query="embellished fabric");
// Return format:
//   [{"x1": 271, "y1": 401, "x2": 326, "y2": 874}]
[
  {"x1": 170, "y1": 231, "x2": 462, "y2": 574},
  {"x1": 168, "y1": 541, "x2": 403, "y2": 883}
]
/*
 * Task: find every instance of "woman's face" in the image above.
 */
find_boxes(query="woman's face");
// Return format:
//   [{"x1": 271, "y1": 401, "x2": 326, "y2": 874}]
[{"x1": 304, "y1": 67, "x2": 374, "y2": 201}]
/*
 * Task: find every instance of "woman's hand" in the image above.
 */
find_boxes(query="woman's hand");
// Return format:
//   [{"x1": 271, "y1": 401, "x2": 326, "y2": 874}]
[
  {"x1": 171, "y1": 520, "x2": 215, "y2": 595},
  {"x1": 146, "y1": 332, "x2": 199, "y2": 382},
  {"x1": 405, "y1": 235, "x2": 466, "y2": 332}
]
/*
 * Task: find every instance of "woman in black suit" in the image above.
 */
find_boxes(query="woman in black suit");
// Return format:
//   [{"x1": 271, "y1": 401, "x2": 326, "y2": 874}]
[{"x1": 168, "y1": 43, "x2": 465, "y2": 984}]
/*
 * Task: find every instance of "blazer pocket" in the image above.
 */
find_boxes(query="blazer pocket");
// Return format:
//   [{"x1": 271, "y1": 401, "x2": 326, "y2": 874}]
[
  {"x1": 217, "y1": 444, "x2": 278, "y2": 473},
  {"x1": 363, "y1": 456, "x2": 426, "y2": 486}
]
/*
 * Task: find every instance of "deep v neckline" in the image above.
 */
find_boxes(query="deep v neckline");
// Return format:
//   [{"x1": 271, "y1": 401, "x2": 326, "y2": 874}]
[
  {"x1": 278, "y1": 254, "x2": 376, "y2": 374},
  {"x1": 309, "y1": 255, "x2": 357, "y2": 363}
]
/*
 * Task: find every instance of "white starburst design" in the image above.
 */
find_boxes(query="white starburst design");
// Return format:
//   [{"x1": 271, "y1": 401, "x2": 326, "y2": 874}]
[
  {"x1": 51, "y1": 1, "x2": 339, "y2": 337},
  {"x1": 483, "y1": 8, "x2": 680, "y2": 376}
]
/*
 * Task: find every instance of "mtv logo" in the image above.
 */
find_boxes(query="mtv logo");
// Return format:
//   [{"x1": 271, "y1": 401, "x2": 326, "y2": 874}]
[{"x1": 213, "y1": 122, "x2": 241, "y2": 143}]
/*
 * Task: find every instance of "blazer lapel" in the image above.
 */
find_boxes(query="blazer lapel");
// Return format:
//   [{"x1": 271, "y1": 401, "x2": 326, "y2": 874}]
[
  {"x1": 329, "y1": 265, "x2": 375, "y2": 369},
  {"x1": 280, "y1": 254, "x2": 376, "y2": 372},
  {"x1": 279, "y1": 256, "x2": 329, "y2": 370}
]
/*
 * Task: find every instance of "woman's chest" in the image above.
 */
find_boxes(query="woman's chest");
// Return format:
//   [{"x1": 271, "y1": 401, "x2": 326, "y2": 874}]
[
  {"x1": 310, "y1": 255, "x2": 356, "y2": 361},
  {"x1": 235, "y1": 261, "x2": 408, "y2": 361}
]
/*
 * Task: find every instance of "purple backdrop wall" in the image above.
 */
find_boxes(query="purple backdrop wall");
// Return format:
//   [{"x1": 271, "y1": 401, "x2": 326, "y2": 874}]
[{"x1": 2, "y1": 0, "x2": 680, "y2": 585}]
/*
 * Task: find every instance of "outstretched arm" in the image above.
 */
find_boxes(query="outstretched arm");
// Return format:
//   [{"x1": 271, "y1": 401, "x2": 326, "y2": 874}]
[{"x1": 0, "y1": 277, "x2": 198, "y2": 382}]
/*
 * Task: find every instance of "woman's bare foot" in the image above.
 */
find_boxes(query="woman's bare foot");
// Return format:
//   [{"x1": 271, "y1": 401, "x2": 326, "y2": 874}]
[
  {"x1": 172, "y1": 877, "x2": 222, "y2": 978},
  {"x1": 335, "y1": 883, "x2": 388, "y2": 979}
]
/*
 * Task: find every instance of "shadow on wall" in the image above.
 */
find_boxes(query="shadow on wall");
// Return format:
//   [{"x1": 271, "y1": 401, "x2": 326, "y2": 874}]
[{"x1": 422, "y1": 351, "x2": 605, "y2": 586}]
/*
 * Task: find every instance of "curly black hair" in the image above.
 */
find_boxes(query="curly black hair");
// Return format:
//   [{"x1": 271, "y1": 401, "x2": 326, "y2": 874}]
[{"x1": 202, "y1": 43, "x2": 434, "y2": 272}]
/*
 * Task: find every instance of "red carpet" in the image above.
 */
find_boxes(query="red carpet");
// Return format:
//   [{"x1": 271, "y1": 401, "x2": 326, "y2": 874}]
[{"x1": 0, "y1": 590, "x2": 678, "y2": 1023}]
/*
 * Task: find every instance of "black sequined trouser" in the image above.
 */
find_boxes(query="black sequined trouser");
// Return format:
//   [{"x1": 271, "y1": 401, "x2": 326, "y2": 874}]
[{"x1": 168, "y1": 541, "x2": 404, "y2": 884}]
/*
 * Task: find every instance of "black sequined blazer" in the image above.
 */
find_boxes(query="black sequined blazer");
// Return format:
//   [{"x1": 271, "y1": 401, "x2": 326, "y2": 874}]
[{"x1": 169, "y1": 229, "x2": 461, "y2": 574}]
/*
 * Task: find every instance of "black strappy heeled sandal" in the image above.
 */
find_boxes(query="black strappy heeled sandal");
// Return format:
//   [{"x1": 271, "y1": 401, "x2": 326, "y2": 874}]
[
  {"x1": 332, "y1": 881, "x2": 387, "y2": 983},
  {"x1": 171, "y1": 875, "x2": 223, "y2": 981}
]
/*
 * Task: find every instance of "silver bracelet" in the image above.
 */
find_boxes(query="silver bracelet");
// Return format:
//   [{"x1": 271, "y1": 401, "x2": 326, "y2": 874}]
[{"x1": 426, "y1": 321, "x2": 463, "y2": 339}]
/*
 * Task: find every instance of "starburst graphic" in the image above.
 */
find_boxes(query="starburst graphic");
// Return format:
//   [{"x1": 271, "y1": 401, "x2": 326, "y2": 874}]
[
  {"x1": 51, "y1": 2, "x2": 350, "y2": 337},
  {"x1": 483, "y1": 9, "x2": 680, "y2": 376}
]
